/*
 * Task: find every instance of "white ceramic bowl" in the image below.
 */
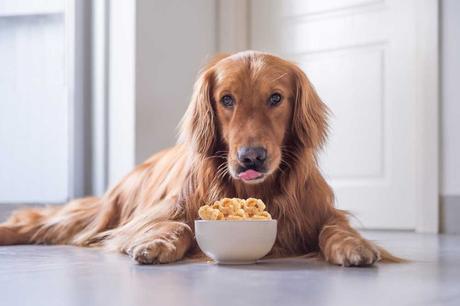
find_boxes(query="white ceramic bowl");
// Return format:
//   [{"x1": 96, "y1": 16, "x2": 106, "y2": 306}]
[{"x1": 195, "y1": 220, "x2": 277, "y2": 264}]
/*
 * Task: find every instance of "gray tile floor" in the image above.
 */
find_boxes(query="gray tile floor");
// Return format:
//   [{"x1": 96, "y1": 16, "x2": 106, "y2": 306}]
[{"x1": 0, "y1": 231, "x2": 459, "y2": 306}]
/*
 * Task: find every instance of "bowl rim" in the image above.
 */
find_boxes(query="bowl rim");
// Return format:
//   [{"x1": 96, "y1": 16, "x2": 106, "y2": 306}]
[{"x1": 194, "y1": 219, "x2": 277, "y2": 223}]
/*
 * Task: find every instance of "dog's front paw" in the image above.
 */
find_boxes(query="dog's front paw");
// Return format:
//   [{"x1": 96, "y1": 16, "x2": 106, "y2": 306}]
[
  {"x1": 127, "y1": 238, "x2": 184, "y2": 264},
  {"x1": 126, "y1": 222, "x2": 192, "y2": 264},
  {"x1": 325, "y1": 237, "x2": 381, "y2": 267}
]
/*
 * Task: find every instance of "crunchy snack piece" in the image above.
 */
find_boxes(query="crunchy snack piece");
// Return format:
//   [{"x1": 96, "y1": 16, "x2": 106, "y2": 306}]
[
  {"x1": 244, "y1": 198, "x2": 266, "y2": 217},
  {"x1": 198, "y1": 198, "x2": 272, "y2": 221},
  {"x1": 218, "y1": 198, "x2": 241, "y2": 216},
  {"x1": 198, "y1": 205, "x2": 224, "y2": 220},
  {"x1": 235, "y1": 208, "x2": 248, "y2": 218},
  {"x1": 226, "y1": 215, "x2": 244, "y2": 221},
  {"x1": 250, "y1": 211, "x2": 272, "y2": 220}
]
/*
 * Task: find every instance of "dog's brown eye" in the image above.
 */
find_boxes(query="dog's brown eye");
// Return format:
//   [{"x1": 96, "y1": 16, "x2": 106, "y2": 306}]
[
  {"x1": 268, "y1": 93, "x2": 282, "y2": 106},
  {"x1": 221, "y1": 95, "x2": 234, "y2": 108}
]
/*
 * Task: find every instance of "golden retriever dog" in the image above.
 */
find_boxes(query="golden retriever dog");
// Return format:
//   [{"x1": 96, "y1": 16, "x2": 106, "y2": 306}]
[{"x1": 0, "y1": 51, "x2": 398, "y2": 266}]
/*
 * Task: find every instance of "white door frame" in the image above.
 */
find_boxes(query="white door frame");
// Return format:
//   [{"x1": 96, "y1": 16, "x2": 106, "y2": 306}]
[
  {"x1": 98, "y1": 0, "x2": 137, "y2": 190},
  {"x1": 90, "y1": 0, "x2": 136, "y2": 193},
  {"x1": 67, "y1": 0, "x2": 93, "y2": 199},
  {"x1": 90, "y1": 0, "x2": 110, "y2": 196},
  {"x1": 413, "y1": 0, "x2": 439, "y2": 233}
]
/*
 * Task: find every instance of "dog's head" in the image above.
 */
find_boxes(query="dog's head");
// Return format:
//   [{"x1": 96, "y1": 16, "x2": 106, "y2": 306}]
[{"x1": 181, "y1": 51, "x2": 328, "y2": 184}]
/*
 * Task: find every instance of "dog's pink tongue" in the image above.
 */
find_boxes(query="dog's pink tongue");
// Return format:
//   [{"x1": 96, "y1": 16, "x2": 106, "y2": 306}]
[{"x1": 239, "y1": 169, "x2": 262, "y2": 180}]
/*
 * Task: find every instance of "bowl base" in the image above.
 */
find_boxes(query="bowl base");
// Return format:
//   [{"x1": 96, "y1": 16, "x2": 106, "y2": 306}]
[{"x1": 215, "y1": 260, "x2": 257, "y2": 265}]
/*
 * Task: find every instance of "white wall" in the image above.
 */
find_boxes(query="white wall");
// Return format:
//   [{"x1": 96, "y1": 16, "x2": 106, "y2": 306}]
[
  {"x1": 441, "y1": 0, "x2": 460, "y2": 196},
  {"x1": 135, "y1": 0, "x2": 216, "y2": 163},
  {"x1": 106, "y1": 0, "x2": 217, "y2": 187}
]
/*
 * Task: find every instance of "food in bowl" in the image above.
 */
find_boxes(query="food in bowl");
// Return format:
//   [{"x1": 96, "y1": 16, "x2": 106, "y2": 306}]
[
  {"x1": 195, "y1": 197, "x2": 276, "y2": 264},
  {"x1": 198, "y1": 197, "x2": 272, "y2": 221}
]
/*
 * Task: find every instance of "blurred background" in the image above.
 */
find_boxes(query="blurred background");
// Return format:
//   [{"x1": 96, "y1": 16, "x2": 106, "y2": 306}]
[{"x1": 0, "y1": 0, "x2": 458, "y2": 233}]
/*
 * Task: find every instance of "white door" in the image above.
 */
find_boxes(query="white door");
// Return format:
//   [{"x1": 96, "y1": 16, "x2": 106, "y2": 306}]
[
  {"x1": 0, "y1": 1, "x2": 75, "y2": 203},
  {"x1": 250, "y1": 0, "x2": 434, "y2": 230}
]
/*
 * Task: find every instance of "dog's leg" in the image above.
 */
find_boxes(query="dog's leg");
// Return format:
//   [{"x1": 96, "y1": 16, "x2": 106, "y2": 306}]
[
  {"x1": 318, "y1": 211, "x2": 380, "y2": 266},
  {"x1": 0, "y1": 225, "x2": 32, "y2": 245},
  {"x1": 0, "y1": 206, "x2": 61, "y2": 245},
  {"x1": 0, "y1": 198, "x2": 106, "y2": 246},
  {"x1": 121, "y1": 221, "x2": 193, "y2": 264}
]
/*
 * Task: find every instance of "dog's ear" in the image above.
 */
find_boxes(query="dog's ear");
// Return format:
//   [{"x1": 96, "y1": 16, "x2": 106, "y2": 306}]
[
  {"x1": 180, "y1": 55, "x2": 231, "y2": 155},
  {"x1": 291, "y1": 64, "x2": 329, "y2": 150},
  {"x1": 179, "y1": 69, "x2": 214, "y2": 155}
]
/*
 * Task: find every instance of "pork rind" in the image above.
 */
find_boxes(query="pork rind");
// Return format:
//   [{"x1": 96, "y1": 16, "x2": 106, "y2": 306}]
[{"x1": 198, "y1": 198, "x2": 272, "y2": 221}]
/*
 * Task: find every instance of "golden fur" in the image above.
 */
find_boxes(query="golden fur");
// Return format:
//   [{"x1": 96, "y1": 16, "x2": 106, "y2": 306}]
[{"x1": 0, "y1": 51, "x2": 400, "y2": 266}]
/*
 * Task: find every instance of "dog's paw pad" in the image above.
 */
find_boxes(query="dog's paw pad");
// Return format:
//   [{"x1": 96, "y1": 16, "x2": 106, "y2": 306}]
[
  {"x1": 128, "y1": 239, "x2": 179, "y2": 264},
  {"x1": 328, "y1": 238, "x2": 381, "y2": 267}
]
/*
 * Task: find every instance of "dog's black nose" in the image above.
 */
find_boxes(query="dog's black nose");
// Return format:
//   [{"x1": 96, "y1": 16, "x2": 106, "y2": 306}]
[{"x1": 237, "y1": 147, "x2": 267, "y2": 168}]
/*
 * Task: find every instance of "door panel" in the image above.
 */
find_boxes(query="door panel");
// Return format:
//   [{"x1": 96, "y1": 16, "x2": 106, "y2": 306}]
[
  {"x1": 0, "y1": 11, "x2": 69, "y2": 203},
  {"x1": 301, "y1": 47, "x2": 384, "y2": 179},
  {"x1": 283, "y1": 0, "x2": 382, "y2": 16}
]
